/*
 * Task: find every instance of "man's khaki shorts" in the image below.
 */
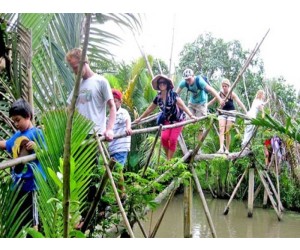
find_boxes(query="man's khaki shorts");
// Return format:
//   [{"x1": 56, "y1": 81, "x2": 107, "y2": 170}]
[{"x1": 188, "y1": 103, "x2": 207, "y2": 117}]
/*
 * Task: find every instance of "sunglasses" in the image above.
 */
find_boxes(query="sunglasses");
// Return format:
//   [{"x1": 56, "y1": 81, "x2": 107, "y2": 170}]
[{"x1": 158, "y1": 81, "x2": 168, "y2": 85}]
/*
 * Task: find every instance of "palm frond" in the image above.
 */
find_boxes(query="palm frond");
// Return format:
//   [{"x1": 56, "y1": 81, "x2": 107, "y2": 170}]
[
  {"x1": 34, "y1": 109, "x2": 98, "y2": 237},
  {"x1": 0, "y1": 181, "x2": 30, "y2": 238}
]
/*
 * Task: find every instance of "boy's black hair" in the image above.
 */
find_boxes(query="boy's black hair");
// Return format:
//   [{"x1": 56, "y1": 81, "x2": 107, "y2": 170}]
[{"x1": 9, "y1": 98, "x2": 33, "y2": 120}]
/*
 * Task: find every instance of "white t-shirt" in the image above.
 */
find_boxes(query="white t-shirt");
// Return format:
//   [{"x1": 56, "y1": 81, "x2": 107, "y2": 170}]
[
  {"x1": 67, "y1": 74, "x2": 113, "y2": 134},
  {"x1": 247, "y1": 99, "x2": 265, "y2": 119},
  {"x1": 107, "y1": 107, "x2": 131, "y2": 155}
]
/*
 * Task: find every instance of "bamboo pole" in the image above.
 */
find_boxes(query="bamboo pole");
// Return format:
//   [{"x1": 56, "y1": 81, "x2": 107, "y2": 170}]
[
  {"x1": 133, "y1": 33, "x2": 154, "y2": 78},
  {"x1": 257, "y1": 169, "x2": 282, "y2": 220},
  {"x1": 274, "y1": 150, "x2": 281, "y2": 212},
  {"x1": 149, "y1": 186, "x2": 177, "y2": 238},
  {"x1": 0, "y1": 154, "x2": 36, "y2": 170},
  {"x1": 131, "y1": 113, "x2": 158, "y2": 127},
  {"x1": 263, "y1": 188, "x2": 268, "y2": 208},
  {"x1": 191, "y1": 165, "x2": 217, "y2": 238},
  {"x1": 62, "y1": 14, "x2": 91, "y2": 238},
  {"x1": 80, "y1": 158, "x2": 116, "y2": 233},
  {"x1": 183, "y1": 177, "x2": 192, "y2": 238},
  {"x1": 247, "y1": 167, "x2": 255, "y2": 217},
  {"x1": 103, "y1": 178, "x2": 182, "y2": 238},
  {"x1": 27, "y1": 29, "x2": 34, "y2": 123},
  {"x1": 263, "y1": 170, "x2": 284, "y2": 211},
  {"x1": 253, "y1": 183, "x2": 262, "y2": 201},
  {"x1": 95, "y1": 134, "x2": 135, "y2": 238},
  {"x1": 221, "y1": 29, "x2": 270, "y2": 104},
  {"x1": 188, "y1": 119, "x2": 213, "y2": 163},
  {"x1": 142, "y1": 124, "x2": 163, "y2": 176},
  {"x1": 168, "y1": 14, "x2": 176, "y2": 77},
  {"x1": 132, "y1": 209, "x2": 148, "y2": 238},
  {"x1": 223, "y1": 166, "x2": 248, "y2": 215}
]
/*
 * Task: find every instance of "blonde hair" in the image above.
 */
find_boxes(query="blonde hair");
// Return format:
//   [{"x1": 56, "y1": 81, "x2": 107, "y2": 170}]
[
  {"x1": 255, "y1": 90, "x2": 265, "y2": 99},
  {"x1": 65, "y1": 48, "x2": 89, "y2": 63},
  {"x1": 221, "y1": 78, "x2": 231, "y2": 87}
]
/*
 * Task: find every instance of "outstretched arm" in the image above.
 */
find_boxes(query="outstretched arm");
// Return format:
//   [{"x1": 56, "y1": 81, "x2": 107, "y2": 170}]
[
  {"x1": 233, "y1": 93, "x2": 247, "y2": 113},
  {"x1": 133, "y1": 103, "x2": 157, "y2": 123},
  {"x1": 176, "y1": 97, "x2": 197, "y2": 120},
  {"x1": 206, "y1": 85, "x2": 224, "y2": 106}
]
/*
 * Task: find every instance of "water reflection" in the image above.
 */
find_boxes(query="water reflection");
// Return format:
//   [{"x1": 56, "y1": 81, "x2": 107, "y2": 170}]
[{"x1": 134, "y1": 193, "x2": 300, "y2": 238}]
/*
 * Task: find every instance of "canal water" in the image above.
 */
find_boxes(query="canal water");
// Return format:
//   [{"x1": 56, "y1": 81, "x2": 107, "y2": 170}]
[{"x1": 133, "y1": 193, "x2": 300, "y2": 238}]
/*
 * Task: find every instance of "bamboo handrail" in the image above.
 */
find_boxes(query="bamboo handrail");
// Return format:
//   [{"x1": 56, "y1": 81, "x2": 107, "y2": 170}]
[{"x1": 0, "y1": 115, "x2": 207, "y2": 170}]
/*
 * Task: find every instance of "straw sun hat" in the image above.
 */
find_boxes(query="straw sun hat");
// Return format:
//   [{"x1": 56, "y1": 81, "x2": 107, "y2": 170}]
[{"x1": 151, "y1": 74, "x2": 174, "y2": 90}]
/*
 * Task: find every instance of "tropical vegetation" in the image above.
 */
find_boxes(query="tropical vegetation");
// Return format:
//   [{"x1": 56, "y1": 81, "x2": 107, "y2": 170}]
[{"x1": 0, "y1": 13, "x2": 299, "y2": 238}]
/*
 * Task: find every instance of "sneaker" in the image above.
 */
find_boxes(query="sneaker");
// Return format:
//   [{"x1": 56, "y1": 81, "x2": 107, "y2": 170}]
[{"x1": 225, "y1": 149, "x2": 229, "y2": 154}]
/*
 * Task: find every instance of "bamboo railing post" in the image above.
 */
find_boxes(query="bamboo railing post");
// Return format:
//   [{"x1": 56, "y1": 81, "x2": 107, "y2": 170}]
[
  {"x1": 183, "y1": 177, "x2": 192, "y2": 238},
  {"x1": 247, "y1": 164, "x2": 255, "y2": 217},
  {"x1": 149, "y1": 187, "x2": 177, "y2": 238},
  {"x1": 95, "y1": 135, "x2": 135, "y2": 238},
  {"x1": 191, "y1": 165, "x2": 217, "y2": 238},
  {"x1": 263, "y1": 188, "x2": 268, "y2": 208}
]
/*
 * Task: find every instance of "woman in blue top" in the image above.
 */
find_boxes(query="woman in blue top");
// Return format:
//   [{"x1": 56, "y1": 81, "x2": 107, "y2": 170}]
[
  {"x1": 134, "y1": 74, "x2": 196, "y2": 160},
  {"x1": 0, "y1": 99, "x2": 45, "y2": 233}
]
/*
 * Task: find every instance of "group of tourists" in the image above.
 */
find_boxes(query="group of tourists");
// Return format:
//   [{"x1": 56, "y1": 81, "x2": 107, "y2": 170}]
[{"x1": 1, "y1": 47, "x2": 273, "y2": 235}]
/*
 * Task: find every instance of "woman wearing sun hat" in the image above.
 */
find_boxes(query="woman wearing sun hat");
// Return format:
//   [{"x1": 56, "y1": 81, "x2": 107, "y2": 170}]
[{"x1": 134, "y1": 74, "x2": 196, "y2": 160}]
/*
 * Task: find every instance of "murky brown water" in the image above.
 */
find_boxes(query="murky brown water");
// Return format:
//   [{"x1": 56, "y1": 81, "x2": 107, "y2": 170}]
[{"x1": 134, "y1": 193, "x2": 300, "y2": 238}]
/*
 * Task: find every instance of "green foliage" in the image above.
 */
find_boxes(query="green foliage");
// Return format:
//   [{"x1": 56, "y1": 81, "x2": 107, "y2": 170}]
[
  {"x1": 279, "y1": 169, "x2": 300, "y2": 211},
  {"x1": 0, "y1": 181, "x2": 30, "y2": 238},
  {"x1": 34, "y1": 109, "x2": 97, "y2": 237}
]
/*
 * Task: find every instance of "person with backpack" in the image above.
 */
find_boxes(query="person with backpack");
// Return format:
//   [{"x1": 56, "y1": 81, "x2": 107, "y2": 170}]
[
  {"x1": 264, "y1": 135, "x2": 284, "y2": 171},
  {"x1": 176, "y1": 68, "x2": 224, "y2": 142},
  {"x1": 134, "y1": 74, "x2": 196, "y2": 160},
  {"x1": 208, "y1": 78, "x2": 247, "y2": 154}
]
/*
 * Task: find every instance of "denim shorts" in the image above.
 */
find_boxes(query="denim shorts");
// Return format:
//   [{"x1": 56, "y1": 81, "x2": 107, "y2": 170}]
[
  {"x1": 110, "y1": 151, "x2": 128, "y2": 167},
  {"x1": 218, "y1": 114, "x2": 236, "y2": 122}
]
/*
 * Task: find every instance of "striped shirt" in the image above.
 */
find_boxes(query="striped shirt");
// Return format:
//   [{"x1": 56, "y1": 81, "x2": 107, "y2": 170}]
[{"x1": 107, "y1": 107, "x2": 131, "y2": 155}]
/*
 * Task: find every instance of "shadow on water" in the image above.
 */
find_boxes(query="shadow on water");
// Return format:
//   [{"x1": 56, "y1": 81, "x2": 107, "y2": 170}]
[{"x1": 134, "y1": 193, "x2": 300, "y2": 238}]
